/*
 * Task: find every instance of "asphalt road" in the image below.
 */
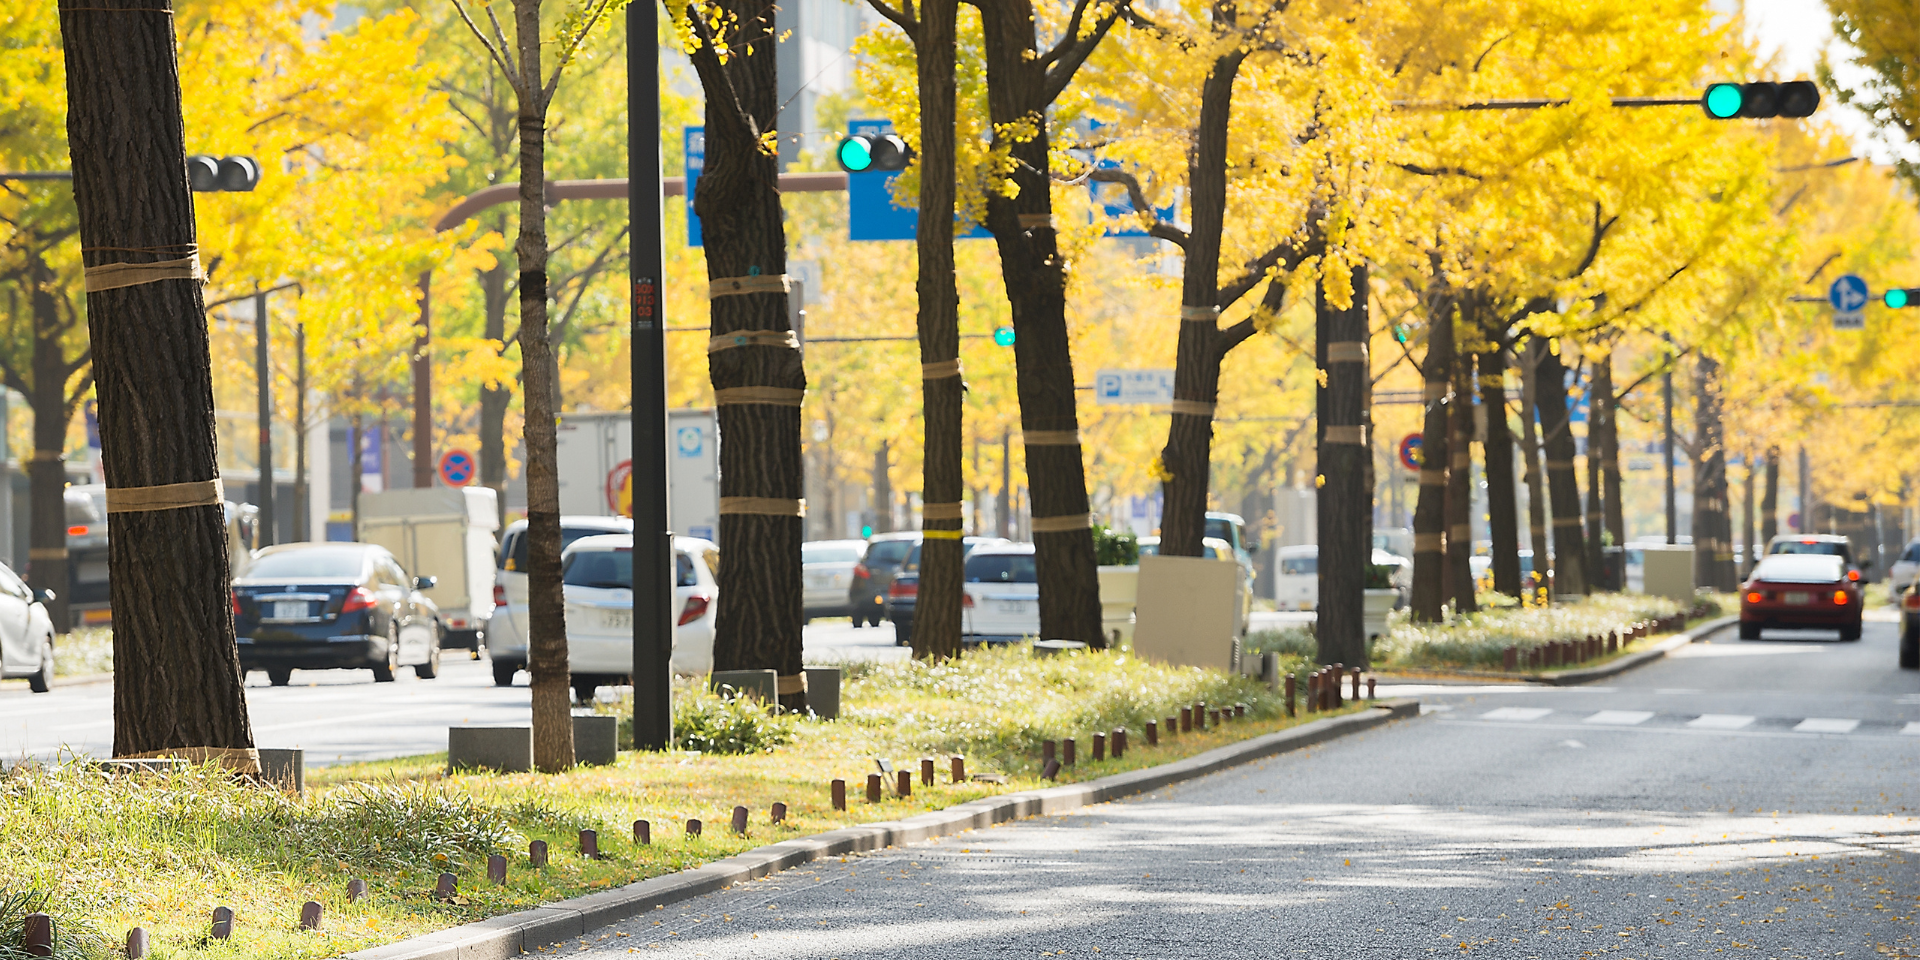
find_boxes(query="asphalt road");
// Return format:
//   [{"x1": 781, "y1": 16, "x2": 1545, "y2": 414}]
[
  {"x1": 574, "y1": 613, "x2": 1919, "y2": 959},
  {"x1": 0, "y1": 621, "x2": 907, "y2": 765}
]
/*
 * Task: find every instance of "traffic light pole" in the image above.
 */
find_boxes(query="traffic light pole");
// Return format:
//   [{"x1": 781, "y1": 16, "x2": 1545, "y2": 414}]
[
  {"x1": 255, "y1": 289, "x2": 273, "y2": 546},
  {"x1": 630, "y1": 0, "x2": 673, "y2": 751}
]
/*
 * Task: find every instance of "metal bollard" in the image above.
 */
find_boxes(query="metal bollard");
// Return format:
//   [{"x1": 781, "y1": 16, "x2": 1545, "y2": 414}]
[
  {"x1": 635, "y1": 818, "x2": 653, "y2": 844},
  {"x1": 210, "y1": 907, "x2": 234, "y2": 941},
  {"x1": 1091, "y1": 733, "x2": 1105, "y2": 762},
  {"x1": 1305, "y1": 672, "x2": 1317, "y2": 713},
  {"x1": 1332, "y1": 664, "x2": 1345, "y2": 707},
  {"x1": 1503, "y1": 645, "x2": 1518, "y2": 671},
  {"x1": 530, "y1": 839, "x2": 549, "y2": 867},
  {"x1": 832, "y1": 779, "x2": 847, "y2": 811},
  {"x1": 1194, "y1": 702, "x2": 1207, "y2": 729},
  {"x1": 434, "y1": 873, "x2": 457, "y2": 902},
  {"x1": 951, "y1": 756, "x2": 967, "y2": 783},
  {"x1": 126, "y1": 928, "x2": 148, "y2": 960},
  {"x1": 1367, "y1": 676, "x2": 1376, "y2": 699},
  {"x1": 1350, "y1": 669, "x2": 1361, "y2": 702},
  {"x1": 300, "y1": 901, "x2": 323, "y2": 932},
  {"x1": 488, "y1": 853, "x2": 508, "y2": 885},
  {"x1": 731, "y1": 805, "x2": 749, "y2": 834},
  {"x1": 23, "y1": 912, "x2": 52, "y2": 957},
  {"x1": 1112, "y1": 728, "x2": 1127, "y2": 758},
  {"x1": 771, "y1": 802, "x2": 788, "y2": 824},
  {"x1": 1209, "y1": 710, "x2": 1220, "y2": 727},
  {"x1": 1041, "y1": 758, "x2": 1060, "y2": 781},
  {"x1": 1146, "y1": 720, "x2": 1159, "y2": 746},
  {"x1": 1063, "y1": 738, "x2": 1076, "y2": 766},
  {"x1": 1164, "y1": 716, "x2": 1177, "y2": 737},
  {"x1": 896, "y1": 770, "x2": 912, "y2": 798},
  {"x1": 1180, "y1": 707, "x2": 1193, "y2": 732},
  {"x1": 866, "y1": 774, "x2": 883, "y2": 803},
  {"x1": 581, "y1": 828, "x2": 600, "y2": 858},
  {"x1": 1044, "y1": 740, "x2": 1057, "y2": 764},
  {"x1": 687, "y1": 818, "x2": 703, "y2": 838},
  {"x1": 1285, "y1": 673, "x2": 1296, "y2": 717},
  {"x1": 921, "y1": 758, "x2": 935, "y2": 786},
  {"x1": 346, "y1": 878, "x2": 368, "y2": 902}
]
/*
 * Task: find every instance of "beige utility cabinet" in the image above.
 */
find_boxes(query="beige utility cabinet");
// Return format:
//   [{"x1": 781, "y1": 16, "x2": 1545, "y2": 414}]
[{"x1": 1133, "y1": 554, "x2": 1240, "y2": 672}]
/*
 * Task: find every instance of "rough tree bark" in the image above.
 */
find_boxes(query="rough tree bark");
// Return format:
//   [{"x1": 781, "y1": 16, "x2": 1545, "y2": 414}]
[
  {"x1": 1316, "y1": 269, "x2": 1370, "y2": 666},
  {"x1": 1478, "y1": 345, "x2": 1522, "y2": 599},
  {"x1": 1409, "y1": 284, "x2": 1452, "y2": 621},
  {"x1": 866, "y1": 0, "x2": 964, "y2": 659},
  {"x1": 1741, "y1": 448, "x2": 1756, "y2": 579},
  {"x1": 58, "y1": 0, "x2": 256, "y2": 768},
  {"x1": 871, "y1": 442, "x2": 892, "y2": 534},
  {"x1": 970, "y1": 0, "x2": 1127, "y2": 644},
  {"x1": 1600, "y1": 355, "x2": 1627, "y2": 570},
  {"x1": 1692, "y1": 353, "x2": 1735, "y2": 592},
  {"x1": 1534, "y1": 341, "x2": 1587, "y2": 595},
  {"x1": 1517, "y1": 342, "x2": 1551, "y2": 596},
  {"x1": 1760, "y1": 446, "x2": 1779, "y2": 546},
  {"x1": 1443, "y1": 328, "x2": 1477, "y2": 612},
  {"x1": 1584, "y1": 348, "x2": 1614, "y2": 589},
  {"x1": 478, "y1": 249, "x2": 512, "y2": 527},
  {"x1": 675, "y1": 0, "x2": 807, "y2": 707}
]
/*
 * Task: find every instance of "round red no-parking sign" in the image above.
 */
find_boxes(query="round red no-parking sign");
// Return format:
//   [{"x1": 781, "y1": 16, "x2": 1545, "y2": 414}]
[
  {"x1": 438, "y1": 449, "x2": 477, "y2": 487},
  {"x1": 1398, "y1": 433, "x2": 1423, "y2": 472}
]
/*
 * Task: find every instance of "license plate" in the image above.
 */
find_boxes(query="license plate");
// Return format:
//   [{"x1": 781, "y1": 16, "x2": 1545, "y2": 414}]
[
  {"x1": 995, "y1": 600, "x2": 1030, "y2": 613},
  {"x1": 272, "y1": 600, "x2": 307, "y2": 620},
  {"x1": 1784, "y1": 592, "x2": 1812, "y2": 606},
  {"x1": 602, "y1": 610, "x2": 632, "y2": 631}
]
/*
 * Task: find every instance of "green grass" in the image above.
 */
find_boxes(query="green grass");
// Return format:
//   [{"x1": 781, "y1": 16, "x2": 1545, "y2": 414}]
[{"x1": 0, "y1": 643, "x2": 1361, "y2": 959}]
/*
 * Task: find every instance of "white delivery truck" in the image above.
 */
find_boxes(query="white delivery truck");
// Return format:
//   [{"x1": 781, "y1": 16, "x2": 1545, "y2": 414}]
[
  {"x1": 556, "y1": 409, "x2": 719, "y2": 541},
  {"x1": 357, "y1": 486, "x2": 500, "y2": 649}
]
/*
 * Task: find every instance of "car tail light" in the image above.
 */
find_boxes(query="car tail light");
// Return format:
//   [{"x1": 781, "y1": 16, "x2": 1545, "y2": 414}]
[
  {"x1": 231, "y1": 590, "x2": 241, "y2": 616},
  {"x1": 677, "y1": 595, "x2": 709, "y2": 626},
  {"x1": 962, "y1": 592, "x2": 974, "y2": 608},
  {"x1": 67, "y1": 525, "x2": 88, "y2": 537},
  {"x1": 1745, "y1": 591, "x2": 1762, "y2": 603},
  {"x1": 341, "y1": 586, "x2": 378, "y2": 613},
  {"x1": 1833, "y1": 590, "x2": 1849, "y2": 605},
  {"x1": 1905, "y1": 593, "x2": 1920, "y2": 610},
  {"x1": 889, "y1": 579, "x2": 917, "y2": 599},
  {"x1": 493, "y1": 583, "x2": 508, "y2": 606},
  {"x1": 854, "y1": 563, "x2": 869, "y2": 580},
  {"x1": 1848, "y1": 569, "x2": 1860, "y2": 582}
]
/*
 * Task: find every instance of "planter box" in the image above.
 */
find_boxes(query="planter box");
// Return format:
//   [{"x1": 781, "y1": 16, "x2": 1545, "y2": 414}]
[
  {"x1": 448, "y1": 726, "x2": 532, "y2": 773},
  {"x1": 1362, "y1": 589, "x2": 1398, "y2": 640},
  {"x1": 1097, "y1": 565, "x2": 1139, "y2": 648},
  {"x1": 1133, "y1": 555, "x2": 1238, "y2": 672}
]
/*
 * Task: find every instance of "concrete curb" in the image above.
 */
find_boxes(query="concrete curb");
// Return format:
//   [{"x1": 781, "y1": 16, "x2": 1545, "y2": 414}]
[
  {"x1": 345, "y1": 700, "x2": 1420, "y2": 960},
  {"x1": 1537, "y1": 615, "x2": 1739, "y2": 686}
]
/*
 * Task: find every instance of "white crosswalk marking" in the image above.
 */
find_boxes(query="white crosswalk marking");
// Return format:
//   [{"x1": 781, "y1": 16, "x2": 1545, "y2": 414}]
[
  {"x1": 1902, "y1": 722, "x2": 1920, "y2": 736},
  {"x1": 1583, "y1": 710, "x2": 1655, "y2": 725},
  {"x1": 1687, "y1": 714, "x2": 1756, "y2": 730},
  {"x1": 1480, "y1": 707, "x2": 1553, "y2": 722},
  {"x1": 1793, "y1": 718, "x2": 1861, "y2": 734}
]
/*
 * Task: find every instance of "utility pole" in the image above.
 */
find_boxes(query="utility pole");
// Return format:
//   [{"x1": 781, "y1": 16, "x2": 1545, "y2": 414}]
[
  {"x1": 629, "y1": 0, "x2": 673, "y2": 751},
  {"x1": 413, "y1": 272, "x2": 433, "y2": 488},
  {"x1": 1663, "y1": 352, "x2": 1676, "y2": 545},
  {"x1": 255, "y1": 290, "x2": 274, "y2": 547},
  {"x1": 294, "y1": 321, "x2": 308, "y2": 541},
  {"x1": 1798, "y1": 446, "x2": 1810, "y2": 533}
]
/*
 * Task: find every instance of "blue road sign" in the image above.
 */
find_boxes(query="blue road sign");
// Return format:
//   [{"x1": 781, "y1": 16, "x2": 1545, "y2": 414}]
[
  {"x1": 848, "y1": 119, "x2": 991, "y2": 242},
  {"x1": 685, "y1": 126, "x2": 704, "y2": 247},
  {"x1": 1829, "y1": 274, "x2": 1869, "y2": 312}
]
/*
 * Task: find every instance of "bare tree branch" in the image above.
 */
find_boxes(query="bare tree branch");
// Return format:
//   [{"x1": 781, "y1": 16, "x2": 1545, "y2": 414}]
[
  {"x1": 865, "y1": 0, "x2": 919, "y2": 35},
  {"x1": 1086, "y1": 167, "x2": 1188, "y2": 247},
  {"x1": 447, "y1": 0, "x2": 525, "y2": 98},
  {"x1": 1042, "y1": 0, "x2": 1131, "y2": 104}
]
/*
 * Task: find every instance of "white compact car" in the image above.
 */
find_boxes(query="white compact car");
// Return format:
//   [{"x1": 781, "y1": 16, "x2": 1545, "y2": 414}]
[
  {"x1": 488, "y1": 515, "x2": 635, "y2": 686},
  {"x1": 0, "y1": 562, "x2": 56, "y2": 693},
  {"x1": 560, "y1": 533, "x2": 719, "y2": 703},
  {"x1": 802, "y1": 539, "x2": 866, "y2": 621},
  {"x1": 961, "y1": 542, "x2": 1040, "y2": 643}
]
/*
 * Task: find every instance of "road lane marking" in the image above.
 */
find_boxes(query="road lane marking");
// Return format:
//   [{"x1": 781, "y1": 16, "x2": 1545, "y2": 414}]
[
  {"x1": 1902, "y1": 722, "x2": 1920, "y2": 736},
  {"x1": 1687, "y1": 714, "x2": 1756, "y2": 730},
  {"x1": 1792, "y1": 718, "x2": 1861, "y2": 734},
  {"x1": 1480, "y1": 707, "x2": 1553, "y2": 721},
  {"x1": 1582, "y1": 710, "x2": 1654, "y2": 725}
]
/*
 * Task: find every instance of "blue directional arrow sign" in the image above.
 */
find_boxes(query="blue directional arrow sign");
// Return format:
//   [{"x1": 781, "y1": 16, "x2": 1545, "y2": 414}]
[{"x1": 1830, "y1": 273, "x2": 1868, "y2": 330}]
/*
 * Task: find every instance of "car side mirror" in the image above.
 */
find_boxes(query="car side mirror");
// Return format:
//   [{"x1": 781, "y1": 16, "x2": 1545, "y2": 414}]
[
  {"x1": 414, "y1": 576, "x2": 437, "y2": 590},
  {"x1": 39, "y1": 589, "x2": 55, "y2": 603}
]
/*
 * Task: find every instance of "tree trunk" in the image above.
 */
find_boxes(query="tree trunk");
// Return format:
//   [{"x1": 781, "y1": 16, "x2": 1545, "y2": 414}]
[
  {"x1": 1534, "y1": 341, "x2": 1587, "y2": 595},
  {"x1": 478, "y1": 256, "x2": 511, "y2": 527},
  {"x1": 681, "y1": 0, "x2": 808, "y2": 708},
  {"x1": 907, "y1": 0, "x2": 965, "y2": 660},
  {"x1": 1586, "y1": 349, "x2": 1615, "y2": 589},
  {"x1": 1518, "y1": 342, "x2": 1551, "y2": 597},
  {"x1": 1692, "y1": 353, "x2": 1735, "y2": 592},
  {"x1": 871, "y1": 442, "x2": 892, "y2": 533},
  {"x1": 1599, "y1": 358, "x2": 1626, "y2": 563},
  {"x1": 23, "y1": 250, "x2": 74, "y2": 633},
  {"x1": 1316, "y1": 270, "x2": 1370, "y2": 665},
  {"x1": 1479, "y1": 346, "x2": 1522, "y2": 599},
  {"x1": 1409, "y1": 287, "x2": 1452, "y2": 621},
  {"x1": 1760, "y1": 446, "x2": 1779, "y2": 546},
  {"x1": 996, "y1": 430, "x2": 1011, "y2": 540},
  {"x1": 60, "y1": 0, "x2": 254, "y2": 768},
  {"x1": 1742, "y1": 447, "x2": 1756, "y2": 579},
  {"x1": 1444, "y1": 336, "x2": 1477, "y2": 612},
  {"x1": 974, "y1": 0, "x2": 1102, "y2": 643},
  {"x1": 509, "y1": 0, "x2": 574, "y2": 772}
]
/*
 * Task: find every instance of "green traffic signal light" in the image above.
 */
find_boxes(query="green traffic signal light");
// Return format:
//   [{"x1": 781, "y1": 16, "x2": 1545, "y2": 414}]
[
  {"x1": 835, "y1": 134, "x2": 912, "y2": 174},
  {"x1": 1703, "y1": 83, "x2": 1744, "y2": 119},
  {"x1": 837, "y1": 137, "x2": 874, "y2": 173},
  {"x1": 992, "y1": 326, "x2": 1016, "y2": 347},
  {"x1": 1701, "y1": 80, "x2": 1818, "y2": 120},
  {"x1": 1887, "y1": 288, "x2": 1914, "y2": 309}
]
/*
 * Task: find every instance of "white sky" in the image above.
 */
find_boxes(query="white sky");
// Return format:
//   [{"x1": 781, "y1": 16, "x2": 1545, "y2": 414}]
[{"x1": 1728, "y1": 0, "x2": 1914, "y2": 163}]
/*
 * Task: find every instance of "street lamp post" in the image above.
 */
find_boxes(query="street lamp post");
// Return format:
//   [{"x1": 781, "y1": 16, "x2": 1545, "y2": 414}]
[
  {"x1": 255, "y1": 288, "x2": 273, "y2": 546},
  {"x1": 629, "y1": 0, "x2": 673, "y2": 750}
]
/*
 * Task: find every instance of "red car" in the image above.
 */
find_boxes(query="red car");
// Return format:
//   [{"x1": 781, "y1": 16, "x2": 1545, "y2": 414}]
[{"x1": 1740, "y1": 553, "x2": 1862, "y2": 641}]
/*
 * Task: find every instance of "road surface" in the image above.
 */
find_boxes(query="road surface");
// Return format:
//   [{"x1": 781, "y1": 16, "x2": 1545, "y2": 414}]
[
  {"x1": 570, "y1": 614, "x2": 1918, "y2": 958},
  {"x1": 0, "y1": 620, "x2": 909, "y2": 765}
]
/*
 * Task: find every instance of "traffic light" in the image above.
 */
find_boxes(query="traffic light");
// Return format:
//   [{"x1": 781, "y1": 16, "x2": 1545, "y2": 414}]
[
  {"x1": 1885, "y1": 287, "x2": 1919, "y2": 309},
  {"x1": 835, "y1": 134, "x2": 911, "y2": 173},
  {"x1": 992, "y1": 326, "x2": 1015, "y2": 347},
  {"x1": 1700, "y1": 81, "x2": 1819, "y2": 120},
  {"x1": 187, "y1": 155, "x2": 260, "y2": 192}
]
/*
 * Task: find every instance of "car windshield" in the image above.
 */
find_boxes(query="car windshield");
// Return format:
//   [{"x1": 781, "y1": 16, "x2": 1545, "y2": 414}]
[
  {"x1": 1769, "y1": 540, "x2": 1851, "y2": 564},
  {"x1": 803, "y1": 545, "x2": 862, "y2": 564},
  {"x1": 504, "y1": 524, "x2": 628, "y2": 571},
  {"x1": 966, "y1": 553, "x2": 1037, "y2": 583},
  {"x1": 243, "y1": 548, "x2": 366, "y2": 579},
  {"x1": 1204, "y1": 518, "x2": 1236, "y2": 548},
  {"x1": 564, "y1": 549, "x2": 633, "y2": 589},
  {"x1": 1280, "y1": 555, "x2": 1317, "y2": 576},
  {"x1": 1903, "y1": 543, "x2": 1920, "y2": 563},
  {"x1": 1751, "y1": 554, "x2": 1844, "y2": 584},
  {"x1": 865, "y1": 540, "x2": 914, "y2": 567},
  {"x1": 676, "y1": 552, "x2": 697, "y2": 587}
]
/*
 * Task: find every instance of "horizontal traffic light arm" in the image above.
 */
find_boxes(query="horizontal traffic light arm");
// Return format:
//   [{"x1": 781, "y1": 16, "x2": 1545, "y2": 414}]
[
  {"x1": 1391, "y1": 95, "x2": 1698, "y2": 110},
  {"x1": 1393, "y1": 81, "x2": 1818, "y2": 119}
]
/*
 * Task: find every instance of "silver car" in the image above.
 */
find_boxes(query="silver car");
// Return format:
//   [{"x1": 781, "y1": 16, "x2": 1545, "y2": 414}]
[{"x1": 803, "y1": 539, "x2": 866, "y2": 621}]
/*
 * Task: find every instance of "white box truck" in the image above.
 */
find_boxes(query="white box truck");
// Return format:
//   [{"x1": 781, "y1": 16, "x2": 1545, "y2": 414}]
[
  {"x1": 357, "y1": 486, "x2": 500, "y2": 649},
  {"x1": 555, "y1": 409, "x2": 720, "y2": 542}
]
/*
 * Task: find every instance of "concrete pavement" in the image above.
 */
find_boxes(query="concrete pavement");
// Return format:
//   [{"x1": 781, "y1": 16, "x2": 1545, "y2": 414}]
[{"x1": 568, "y1": 616, "x2": 1917, "y2": 958}]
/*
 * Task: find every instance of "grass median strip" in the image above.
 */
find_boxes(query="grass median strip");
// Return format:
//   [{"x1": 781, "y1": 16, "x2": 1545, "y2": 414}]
[{"x1": 0, "y1": 644, "x2": 1374, "y2": 959}]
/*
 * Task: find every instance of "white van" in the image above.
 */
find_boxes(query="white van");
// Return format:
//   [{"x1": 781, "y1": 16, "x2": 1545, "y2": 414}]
[
  {"x1": 961, "y1": 542, "x2": 1040, "y2": 643},
  {"x1": 489, "y1": 515, "x2": 634, "y2": 686},
  {"x1": 1274, "y1": 544, "x2": 1318, "y2": 610},
  {"x1": 559, "y1": 533, "x2": 719, "y2": 702}
]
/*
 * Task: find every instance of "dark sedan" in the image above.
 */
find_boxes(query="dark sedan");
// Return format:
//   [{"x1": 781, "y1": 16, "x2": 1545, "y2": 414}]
[
  {"x1": 1740, "y1": 553, "x2": 1861, "y2": 641},
  {"x1": 234, "y1": 543, "x2": 445, "y2": 686},
  {"x1": 884, "y1": 537, "x2": 1008, "y2": 645}
]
